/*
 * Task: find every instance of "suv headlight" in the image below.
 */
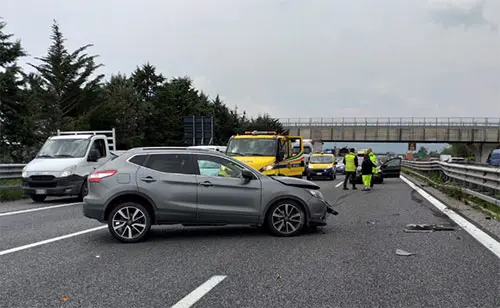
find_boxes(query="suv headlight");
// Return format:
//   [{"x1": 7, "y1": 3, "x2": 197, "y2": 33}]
[
  {"x1": 307, "y1": 189, "x2": 324, "y2": 199},
  {"x1": 60, "y1": 165, "x2": 77, "y2": 177},
  {"x1": 22, "y1": 166, "x2": 28, "y2": 178}
]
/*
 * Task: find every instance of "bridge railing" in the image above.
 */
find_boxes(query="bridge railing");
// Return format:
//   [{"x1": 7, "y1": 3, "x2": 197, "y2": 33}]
[
  {"x1": 279, "y1": 117, "x2": 500, "y2": 127},
  {"x1": 0, "y1": 164, "x2": 25, "y2": 191},
  {"x1": 402, "y1": 160, "x2": 500, "y2": 207}
]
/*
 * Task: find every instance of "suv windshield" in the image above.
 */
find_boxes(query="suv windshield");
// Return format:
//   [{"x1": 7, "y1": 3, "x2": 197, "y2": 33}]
[
  {"x1": 37, "y1": 139, "x2": 90, "y2": 158},
  {"x1": 226, "y1": 138, "x2": 276, "y2": 156},
  {"x1": 309, "y1": 156, "x2": 333, "y2": 164}
]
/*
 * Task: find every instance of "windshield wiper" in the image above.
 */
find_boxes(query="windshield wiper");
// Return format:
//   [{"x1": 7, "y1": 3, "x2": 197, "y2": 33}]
[
  {"x1": 246, "y1": 153, "x2": 268, "y2": 156},
  {"x1": 54, "y1": 154, "x2": 75, "y2": 158},
  {"x1": 36, "y1": 154, "x2": 53, "y2": 158},
  {"x1": 228, "y1": 152, "x2": 245, "y2": 156}
]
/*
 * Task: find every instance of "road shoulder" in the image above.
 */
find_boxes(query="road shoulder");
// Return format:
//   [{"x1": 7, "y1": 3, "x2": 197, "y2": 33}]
[{"x1": 401, "y1": 173, "x2": 500, "y2": 242}]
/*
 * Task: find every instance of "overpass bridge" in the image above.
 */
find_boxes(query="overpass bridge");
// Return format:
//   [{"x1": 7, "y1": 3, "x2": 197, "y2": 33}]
[{"x1": 279, "y1": 117, "x2": 500, "y2": 163}]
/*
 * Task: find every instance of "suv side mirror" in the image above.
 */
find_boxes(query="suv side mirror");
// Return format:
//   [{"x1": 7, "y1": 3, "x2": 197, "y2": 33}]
[
  {"x1": 241, "y1": 169, "x2": 253, "y2": 179},
  {"x1": 88, "y1": 149, "x2": 99, "y2": 162}
]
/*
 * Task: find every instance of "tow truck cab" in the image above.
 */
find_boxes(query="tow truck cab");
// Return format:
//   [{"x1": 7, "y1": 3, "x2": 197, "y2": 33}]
[
  {"x1": 225, "y1": 130, "x2": 305, "y2": 177},
  {"x1": 21, "y1": 129, "x2": 117, "y2": 202}
]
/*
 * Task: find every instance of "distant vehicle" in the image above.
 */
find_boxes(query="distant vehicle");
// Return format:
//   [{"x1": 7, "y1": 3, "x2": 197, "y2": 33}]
[
  {"x1": 225, "y1": 131, "x2": 305, "y2": 177},
  {"x1": 293, "y1": 139, "x2": 323, "y2": 164},
  {"x1": 350, "y1": 157, "x2": 402, "y2": 185},
  {"x1": 306, "y1": 153, "x2": 336, "y2": 180},
  {"x1": 21, "y1": 129, "x2": 119, "y2": 202},
  {"x1": 487, "y1": 149, "x2": 500, "y2": 166},
  {"x1": 82, "y1": 147, "x2": 338, "y2": 243},
  {"x1": 335, "y1": 157, "x2": 345, "y2": 174}
]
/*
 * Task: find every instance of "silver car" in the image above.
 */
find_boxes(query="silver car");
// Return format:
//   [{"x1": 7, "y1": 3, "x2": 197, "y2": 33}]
[{"x1": 83, "y1": 147, "x2": 337, "y2": 243}]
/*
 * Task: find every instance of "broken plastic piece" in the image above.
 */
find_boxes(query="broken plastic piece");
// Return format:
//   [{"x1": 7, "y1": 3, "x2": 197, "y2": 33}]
[
  {"x1": 404, "y1": 224, "x2": 456, "y2": 233},
  {"x1": 396, "y1": 249, "x2": 414, "y2": 256}
]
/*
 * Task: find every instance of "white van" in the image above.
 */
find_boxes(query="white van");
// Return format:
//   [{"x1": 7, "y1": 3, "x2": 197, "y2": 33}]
[
  {"x1": 21, "y1": 129, "x2": 117, "y2": 202},
  {"x1": 293, "y1": 139, "x2": 323, "y2": 163}
]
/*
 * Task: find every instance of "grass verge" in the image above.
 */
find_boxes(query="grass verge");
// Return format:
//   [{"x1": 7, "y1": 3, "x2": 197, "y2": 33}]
[
  {"x1": 0, "y1": 179, "x2": 26, "y2": 202},
  {"x1": 402, "y1": 168, "x2": 500, "y2": 220}
]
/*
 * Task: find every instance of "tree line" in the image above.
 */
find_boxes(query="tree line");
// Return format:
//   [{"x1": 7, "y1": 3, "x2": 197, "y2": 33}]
[{"x1": 0, "y1": 19, "x2": 284, "y2": 163}]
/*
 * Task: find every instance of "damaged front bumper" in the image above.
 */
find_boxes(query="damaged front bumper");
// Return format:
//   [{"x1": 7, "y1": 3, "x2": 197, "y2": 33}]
[{"x1": 324, "y1": 199, "x2": 339, "y2": 215}]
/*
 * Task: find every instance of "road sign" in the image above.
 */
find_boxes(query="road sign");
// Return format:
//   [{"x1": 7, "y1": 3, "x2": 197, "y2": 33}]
[
  {"x1": 408, "y1": 143, "x2": 416, "y2": 151},
  {"x1": 184, "y1": 116, "x2": 214, "y2": 146}
]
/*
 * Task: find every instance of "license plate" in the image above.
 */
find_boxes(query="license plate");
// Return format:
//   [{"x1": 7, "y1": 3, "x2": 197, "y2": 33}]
[
  {"x1": 35, "y1": 189, "x2": 46, "y2": 195},
  {"x1": 317, "y1": 172, "x2": 322, "y2": 175}
]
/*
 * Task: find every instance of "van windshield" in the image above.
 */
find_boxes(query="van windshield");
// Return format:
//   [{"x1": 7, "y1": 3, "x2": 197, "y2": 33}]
[
  {"x1": 226, "y1": 138, "x2": 276, "y2": 156},
  {"x1": 309, "y1": 156, "x2": 333, "y2": 164},
  {"x1": 37, "y1": 139, "x2": 90, "y2": 158}
]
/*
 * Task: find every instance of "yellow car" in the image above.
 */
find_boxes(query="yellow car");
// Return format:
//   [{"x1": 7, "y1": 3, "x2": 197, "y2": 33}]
[{"x1": 306, "y1": 153, "x2": 336, "y2": 180}]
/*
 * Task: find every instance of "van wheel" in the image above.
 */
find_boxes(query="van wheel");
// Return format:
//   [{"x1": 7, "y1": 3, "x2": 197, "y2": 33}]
[
  {"x1": 108, "y1": 202, "x2": 152, "y2": 243},
  {"x1": 78, "y1": 180, "x2": 88, "y2": 201},
  {"x1": 31, "y1": 195, "x2": 47, "y2": 202},
  {"x1": 266, "y1": 200, "x2": 305, "y2": 237}
]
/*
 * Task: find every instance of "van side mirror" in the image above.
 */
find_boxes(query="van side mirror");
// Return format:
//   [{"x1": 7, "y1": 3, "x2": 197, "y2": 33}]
[
  {"x1": 88, "y1": 149, "x2": 99, "y2": 162},
  {"x1": 241, "y1": 169, "x2": 253, "y2": 179}
]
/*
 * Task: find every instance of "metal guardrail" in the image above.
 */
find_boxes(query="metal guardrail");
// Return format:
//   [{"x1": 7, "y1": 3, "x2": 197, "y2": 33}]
[
  {"x1": 402, "y1": 160, "x2": 500, "y2": 207},
  {"x1": 0, "y1": 164, "x2": 25, "y2": 191},
  {"x1": 278, "y1": 117, "x2": 500, "y2": 127}
]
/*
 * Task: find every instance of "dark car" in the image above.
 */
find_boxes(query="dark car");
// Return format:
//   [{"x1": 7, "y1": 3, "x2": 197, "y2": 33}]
[{"x1": 350, "y1": 157, "x2": 402, "y2": 184}]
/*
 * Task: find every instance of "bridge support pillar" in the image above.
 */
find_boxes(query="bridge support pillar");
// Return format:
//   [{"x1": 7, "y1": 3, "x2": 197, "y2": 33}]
[{"x1": 467, "y1": 143, "x2": 500, "y2": 163}]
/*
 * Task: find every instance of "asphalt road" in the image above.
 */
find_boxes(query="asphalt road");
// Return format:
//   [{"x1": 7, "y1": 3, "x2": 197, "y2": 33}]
[{"x1": 0, "y1": 176, "x2": 499, "y2": 308}]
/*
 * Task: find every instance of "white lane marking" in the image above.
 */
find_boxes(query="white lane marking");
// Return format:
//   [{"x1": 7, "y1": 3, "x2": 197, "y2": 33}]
[
  {"x1": 335, "y1": 181, "x2": 343, "y2": 188},
  {"x1": 400, "y1": 175, "x2": 500, "y2": 259},
  {"x1": 170, "y1": 275, "x2": 227, "y2": 308},
  {"x1": 0, "y1": 225, "x2": 106, "y2": 256},
  {"x1": 0, "y1": 202, "x2": 82, "y2": 217}
]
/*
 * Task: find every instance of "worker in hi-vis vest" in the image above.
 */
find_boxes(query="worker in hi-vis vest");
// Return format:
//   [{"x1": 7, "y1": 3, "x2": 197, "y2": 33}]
[
  {"x1": 367, "y1": 148, "x2": 377, "y2": 188},
  {"x1": 342, "y1": 148, "x2": 358, "y2": 190}
]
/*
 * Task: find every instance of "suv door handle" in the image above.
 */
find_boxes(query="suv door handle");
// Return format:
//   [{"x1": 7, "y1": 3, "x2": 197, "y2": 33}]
[
  {"x1": 199, "y1": 181, "x2": 213, "y2": 187},
  {"x1": 140, "y1": 176, "x2": 156, "y2": 183}
]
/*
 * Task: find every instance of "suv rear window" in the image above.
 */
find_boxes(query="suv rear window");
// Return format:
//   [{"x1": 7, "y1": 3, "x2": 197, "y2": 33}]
[
  {"x1": 129, "y1": 154, "x2": 148, "y2": 166},
  {"x1": 145, "y1": 154, "x2": 194, "y2": 174}
]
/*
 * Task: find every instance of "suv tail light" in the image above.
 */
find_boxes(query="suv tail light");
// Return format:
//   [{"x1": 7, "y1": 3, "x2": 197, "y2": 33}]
[{"x1": 88, "y1": 170, "x2": 117, "y2": 183}]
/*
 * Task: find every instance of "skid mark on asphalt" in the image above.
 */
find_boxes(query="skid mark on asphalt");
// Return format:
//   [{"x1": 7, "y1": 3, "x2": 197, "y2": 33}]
[
  {"x1": 170, "y1": 275, "x2": 227, "y2": 308},
  {"x1": 0, "y1": 202, "x2": 82, "y2": 217},
  {"x1": 401, "y1": 175, "x2": 500, "y2": 259},
  {"x1": 0, "y1": 225, "x2": 106, "y2": 256}
]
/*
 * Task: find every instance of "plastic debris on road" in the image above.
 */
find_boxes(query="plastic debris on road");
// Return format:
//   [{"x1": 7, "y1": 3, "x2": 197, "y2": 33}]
[
  {"x1": 395, "y1": 249, "x2": 414, "y2": 256},
  {"x1": 404, "y1": 223, "x2": 456, "y2": 233}
]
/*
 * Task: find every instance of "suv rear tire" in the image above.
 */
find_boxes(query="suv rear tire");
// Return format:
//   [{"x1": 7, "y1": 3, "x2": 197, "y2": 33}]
[
  {"x1": 266, "y1": 200, "x2": 305, "y2": 237},
  {"x1": 107, "y1": 202, "x2": 152, "y2": 243}
]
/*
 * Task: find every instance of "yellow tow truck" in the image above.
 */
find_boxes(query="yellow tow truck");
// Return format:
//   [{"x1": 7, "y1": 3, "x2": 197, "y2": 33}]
[{"x1": 225, "y1": 131, "x2": 305, "y2": 177}]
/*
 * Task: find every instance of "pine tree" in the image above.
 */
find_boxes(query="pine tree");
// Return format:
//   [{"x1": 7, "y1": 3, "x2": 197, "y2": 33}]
[
  {"x1": 0, "y1": 19, "x2": 34, "y2": 162},
  {"x1": 28, "y1": 20, "x2": 104, "y2": 131}
]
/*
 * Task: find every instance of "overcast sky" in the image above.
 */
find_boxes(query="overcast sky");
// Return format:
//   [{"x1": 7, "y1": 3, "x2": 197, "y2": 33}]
[{"x1": 3, "y1": 0, "x2": 500, "y2": 120}]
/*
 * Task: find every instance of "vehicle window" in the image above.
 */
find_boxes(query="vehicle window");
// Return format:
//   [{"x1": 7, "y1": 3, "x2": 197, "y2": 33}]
[
  {"x1": 91, "y1": 139, "x2": 107, "y2": 159},
  {"x1": 226, "y1": 138, "x2": 277, "y2": 156},
  {"x1": 309, "y1": 156, "x2": 333, "y2": 163},
  {"x1": 303, "y1": 146, "x2": 312, "y2": 154},
  {"x1": 196, "y1": 155, "x2": 243, "y2": 178},
  {"x1": 386, "y1": 158, "x2": 401, "y2": 167},
  {"x1": 145, "y1": 154, "x2": 194, "y2": 174},
  {"x1": 37, "y1": 139, "x2": 90, "y2": 158},
  {"x1": 129, "y1": 155, "x2": 148, "y2": 166}
]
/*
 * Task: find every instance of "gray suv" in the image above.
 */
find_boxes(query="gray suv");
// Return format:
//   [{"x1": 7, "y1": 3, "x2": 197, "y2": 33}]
[{"x1": 83, "y1": 147, "x2": 337, "y2": 243}]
